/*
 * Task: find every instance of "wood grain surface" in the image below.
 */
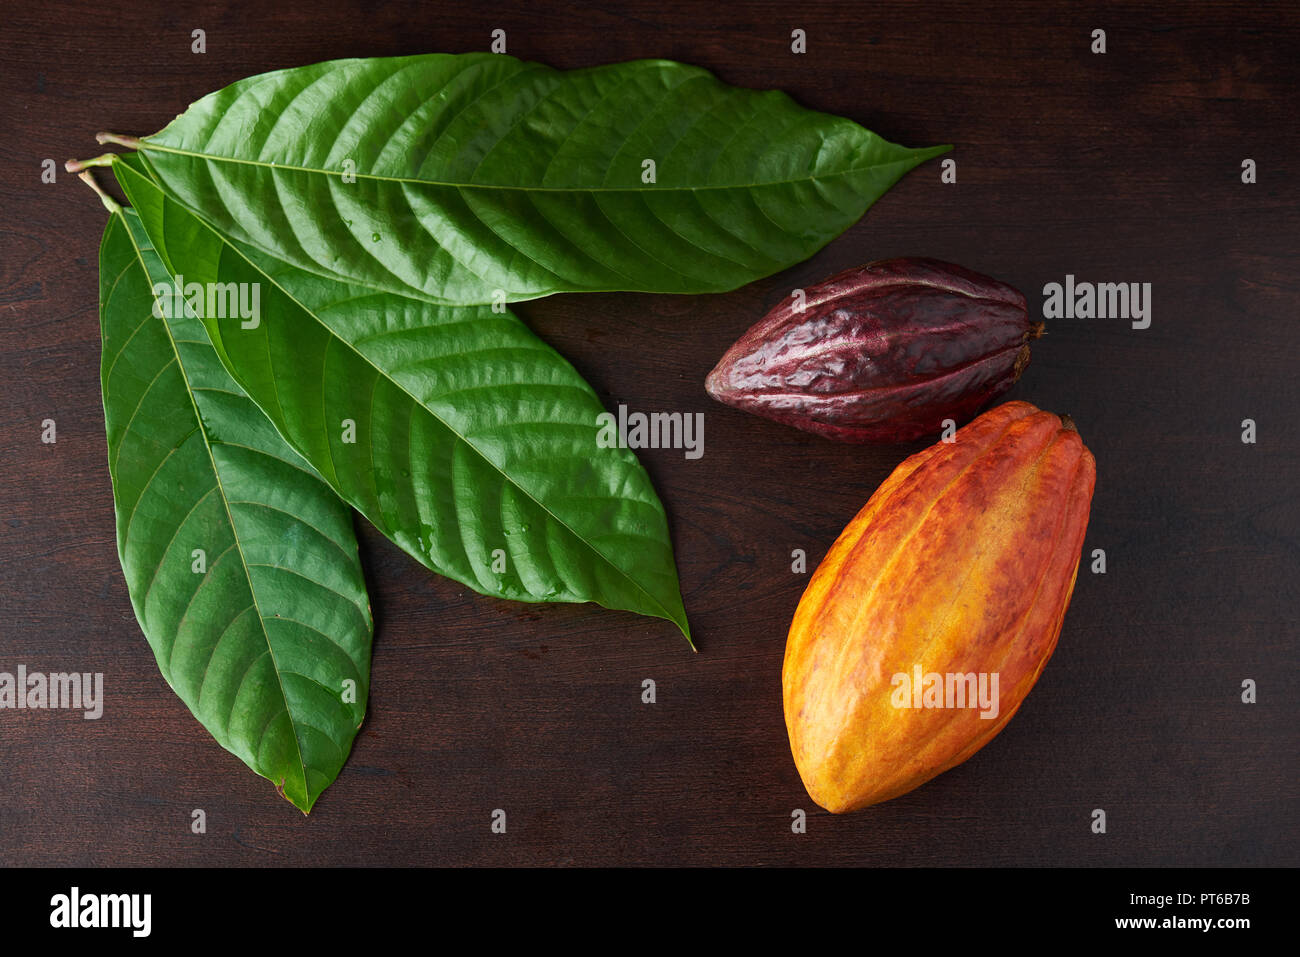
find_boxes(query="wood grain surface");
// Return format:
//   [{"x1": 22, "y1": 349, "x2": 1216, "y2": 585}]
[{"x1": 1, "y1": 0, "x2": 1296, "y2": 866}]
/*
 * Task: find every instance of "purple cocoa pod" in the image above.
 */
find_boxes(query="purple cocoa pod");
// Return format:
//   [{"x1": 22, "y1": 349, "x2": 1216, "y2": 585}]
[{"x1": 705, "y1": 258, "x2": 1041, "y2": 443}]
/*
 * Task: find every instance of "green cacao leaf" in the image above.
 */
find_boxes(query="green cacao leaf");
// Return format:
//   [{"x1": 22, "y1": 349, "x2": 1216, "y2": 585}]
[
  {"x1": 112, "y1": 156, "x2": 692, "y2": 643},
  {"x1": 100, "y1": 202, "x2": 373, "y2": 813},
  {"x1": 127, "y1": 52, "x2": 948, "y2": 305}
]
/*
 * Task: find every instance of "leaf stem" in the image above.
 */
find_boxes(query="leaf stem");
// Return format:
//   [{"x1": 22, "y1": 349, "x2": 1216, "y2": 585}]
[
  {"x1": 96, "y1": 131, "x2": 144, "y2": 150},
  {"x1": 73, "y1": 169, "x2": 122, "y2": 214},
  {"x1": 64, "y1": 153, "x2": 116, "y2": 173}
]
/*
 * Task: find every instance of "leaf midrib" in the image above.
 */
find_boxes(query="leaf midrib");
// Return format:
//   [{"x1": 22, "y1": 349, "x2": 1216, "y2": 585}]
[
  {"x1": 139, "y1": 140, "x2": 933, "y2": 193},
  {"x1": 115, "y1": 209, "x2": 313, "y2": 806}
]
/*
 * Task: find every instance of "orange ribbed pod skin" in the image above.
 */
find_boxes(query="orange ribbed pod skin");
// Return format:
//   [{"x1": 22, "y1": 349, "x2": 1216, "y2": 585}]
[{"x1": 782, "y1": 401, "x2": 1096, "y2": 812}]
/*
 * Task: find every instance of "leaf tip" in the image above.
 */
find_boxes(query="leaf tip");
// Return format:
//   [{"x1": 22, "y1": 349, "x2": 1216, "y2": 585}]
[{"x1": 275, "y1": 776, "x2": 314, "y2": 815}]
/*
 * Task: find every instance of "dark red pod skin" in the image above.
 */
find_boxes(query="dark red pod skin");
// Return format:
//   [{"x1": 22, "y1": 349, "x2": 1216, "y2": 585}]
[{"x1": 705, "y1": 258, "x2": 1041, "y2": 443}]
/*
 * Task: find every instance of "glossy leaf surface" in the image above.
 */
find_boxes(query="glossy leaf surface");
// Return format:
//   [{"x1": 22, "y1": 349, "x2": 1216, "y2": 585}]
[
  {"x1": 114, "y1": 157, "x2": 691, "y2": 641},
  {"x1": 100, "y1": 206, "x2": 373, "y2": 812},
  {"x1": 135, "y1": 53, "x2": 949, "y2": 305}
]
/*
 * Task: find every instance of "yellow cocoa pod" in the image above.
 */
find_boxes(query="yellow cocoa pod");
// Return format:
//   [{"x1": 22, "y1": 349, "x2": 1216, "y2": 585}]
[{"x1": 783, "y1": 400, "x2": 1096, "y2": 812}]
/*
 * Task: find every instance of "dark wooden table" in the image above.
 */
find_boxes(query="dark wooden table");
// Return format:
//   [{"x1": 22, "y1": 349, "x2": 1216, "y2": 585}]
[{"x1": 2, "y1": 0, "x2": 1296, "y2": 866}]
